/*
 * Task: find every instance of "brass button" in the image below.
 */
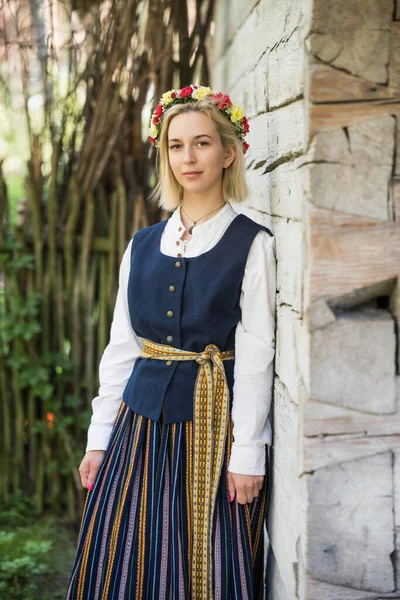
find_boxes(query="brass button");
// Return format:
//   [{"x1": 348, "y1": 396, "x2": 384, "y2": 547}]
[
  {"x1": 167, "y1": 335, "x2": 174, "y2": 342},
  {"x1": 176, "y1": 241, "x2": 180, "y2": 246},
  {"x1": 169, "y1": 285, "x2": 175, "y2": 292},
  {"x1": 167, "y1": 310, "x2": 174, "y2": 318},
  {"x1": 175, "y1": 261, "x2": 181, "y2": 268},
  {"x1": 178, "y1": 227, "x2": 182, "y2": 231},
  {"x1": 166, "y1": 360, "x2": 172, "y2": 366},
  {"x1": 177, "y1": 253, "x2": 182, "y2": 258}
]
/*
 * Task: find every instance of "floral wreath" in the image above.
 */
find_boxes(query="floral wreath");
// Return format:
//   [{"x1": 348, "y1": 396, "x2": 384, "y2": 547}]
[{"x1": 148, "y1": 84, "x2": 250, "y2": 154}]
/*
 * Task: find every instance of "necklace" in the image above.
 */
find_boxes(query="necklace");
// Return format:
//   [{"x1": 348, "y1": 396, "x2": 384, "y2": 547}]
[{"x1": 180, "y1": 202, "x2": 226, "y2": 235}]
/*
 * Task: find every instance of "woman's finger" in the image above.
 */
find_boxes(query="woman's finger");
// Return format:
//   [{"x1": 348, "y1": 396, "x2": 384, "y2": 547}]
[
  {"x1": 87, "y1": 463, "x2": 102, "y2": 490},
  {"x1": 236, "y1": 489, "x2": 248, "y2": 505},
  {"x1": 79, "y1": 463, "x2": 89, "y2": 488},
  {"x1": 226, "y1": 471, "x2": 236, "y2": 502}
]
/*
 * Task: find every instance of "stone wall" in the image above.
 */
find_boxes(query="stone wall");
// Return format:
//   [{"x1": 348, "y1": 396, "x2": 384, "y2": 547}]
[{"x1": 213, "y1": 0, "x2": 400, "y2": 598}]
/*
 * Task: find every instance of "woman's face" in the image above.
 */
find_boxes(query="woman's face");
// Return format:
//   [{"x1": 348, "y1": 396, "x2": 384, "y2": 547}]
[{"x1": 167, "y1": 111, "x2": 236, "y2": 198}]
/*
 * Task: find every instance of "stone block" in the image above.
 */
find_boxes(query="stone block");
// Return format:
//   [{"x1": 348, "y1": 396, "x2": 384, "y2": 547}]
[
  {"x1": 308, "y1": 452, "x2": 394, "y2": 592},
  {"x1": 310, "y1": 309, "x2": 396, "y2": 414}
]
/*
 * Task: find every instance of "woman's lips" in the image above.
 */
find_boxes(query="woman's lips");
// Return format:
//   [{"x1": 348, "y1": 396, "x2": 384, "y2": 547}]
[{"x1": 183, "y1": 172, "x2": 202, "y2": 178}]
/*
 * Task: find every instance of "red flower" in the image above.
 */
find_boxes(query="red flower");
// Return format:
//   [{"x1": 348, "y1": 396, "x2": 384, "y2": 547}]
[
  {"x1": 154, "y1": 104, "x2": 163, "y2": 117},
  {"x1": 243, "y1": 141, "x2": 250, "y2": 154},
  {"x1": 152, "y1": 116, "x2": 160, "y2": 125},
  {"x1": 240, "y1": 116, "x2": 250, "y2": 134},
  {"x1": 171, "y1": 91, "x2": 176, "y2": 99},
  {"x1": 149, "y1": 136, "x2": 156, "y2": 145},
  {"x1": 179, "y1": 86, "x2": 194, "y2": 98},
  {"x1": 212, "y1": 92, "x2": 232, "y2": 110}
]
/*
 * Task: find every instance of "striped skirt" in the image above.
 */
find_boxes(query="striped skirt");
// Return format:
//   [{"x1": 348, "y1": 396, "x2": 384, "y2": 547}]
[{"x1": 66, "y1": 402, "x2": 270, "y2": 599}]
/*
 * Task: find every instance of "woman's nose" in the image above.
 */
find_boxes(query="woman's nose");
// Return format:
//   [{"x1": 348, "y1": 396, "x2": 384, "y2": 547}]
[{"x1": 182, "y1": 146, "x2": 196, "y2": 163}]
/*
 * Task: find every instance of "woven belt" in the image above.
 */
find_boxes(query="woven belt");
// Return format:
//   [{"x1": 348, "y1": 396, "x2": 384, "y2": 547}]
[{"x1": 140, "y1": 338, "x2": 235, "y2": 599}]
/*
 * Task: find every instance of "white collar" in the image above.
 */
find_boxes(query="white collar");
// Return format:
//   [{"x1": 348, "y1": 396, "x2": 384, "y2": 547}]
[{"x1": 169, "y1": 201, "x2": 236, "y2": 238}]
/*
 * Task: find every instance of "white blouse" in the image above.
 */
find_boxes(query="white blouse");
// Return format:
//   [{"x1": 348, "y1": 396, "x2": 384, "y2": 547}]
[{"x1": 86, "y1": 201, "x2": 276, "y2": 476}]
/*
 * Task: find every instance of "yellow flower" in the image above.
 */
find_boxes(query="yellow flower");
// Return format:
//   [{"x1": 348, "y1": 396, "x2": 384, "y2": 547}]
[
  {"x1": 192, "y1": 86, "x2": 212, "y2": 100},
  {"x1": 229, "y1": 103, "x2": 244, "y2": 123},
  {"x1": 149, "y1": 123, "x2": 159, "y2": 138},
  {"x1": 161, "y1": 90, "x2": 175, "y2": 105}
]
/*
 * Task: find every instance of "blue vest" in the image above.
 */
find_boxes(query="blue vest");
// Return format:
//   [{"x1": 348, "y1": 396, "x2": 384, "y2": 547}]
[{"x1": 122, "y1": 212, "x2": 273, "y2": 424}]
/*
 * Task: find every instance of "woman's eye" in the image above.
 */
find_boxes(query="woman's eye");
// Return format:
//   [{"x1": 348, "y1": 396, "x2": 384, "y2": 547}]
[{"x1": 169, "y1": 141, "x2": 209, "y2": 150}]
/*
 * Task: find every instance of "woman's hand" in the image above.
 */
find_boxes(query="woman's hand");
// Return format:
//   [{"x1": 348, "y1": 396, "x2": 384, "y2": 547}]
[
  {"x1": 79, "y1": 450, "x2": 106, "y2": 490},
  {"x1": 227, "y1": 471, "x2": 264, "y2": 505}
]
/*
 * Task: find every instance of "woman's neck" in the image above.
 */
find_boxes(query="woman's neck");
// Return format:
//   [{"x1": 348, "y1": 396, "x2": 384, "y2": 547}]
[{"x1": 179, "y1": 200, "x2": 227, "y2": 232}]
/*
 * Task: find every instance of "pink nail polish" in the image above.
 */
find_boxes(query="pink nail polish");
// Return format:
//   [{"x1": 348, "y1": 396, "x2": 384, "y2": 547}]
[
  {"x1": 87, "y1": 482, "x2": 94, "y2": 491},
  {"x1": 228, "y1": 495, "x2": 233, "y2": 502}
]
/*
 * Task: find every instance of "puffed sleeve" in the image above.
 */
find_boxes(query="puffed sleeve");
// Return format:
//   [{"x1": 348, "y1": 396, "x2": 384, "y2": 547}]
[
  {"x1": 85, "y1": 238, "x2": 143, "y2": 452},
  {"x1": 227, "y1": 229, "x2": 276, "y2": 476}
]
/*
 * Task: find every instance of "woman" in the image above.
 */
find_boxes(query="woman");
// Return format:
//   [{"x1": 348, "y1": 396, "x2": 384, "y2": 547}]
[{"x1": 66, "y1": 84, "x2": 276, "y2": 600}]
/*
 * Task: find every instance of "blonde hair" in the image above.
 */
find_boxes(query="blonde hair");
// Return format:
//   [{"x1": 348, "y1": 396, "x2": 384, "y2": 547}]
[{"x1": 148, "y1": 98, "x2": 248, "y2": 211}]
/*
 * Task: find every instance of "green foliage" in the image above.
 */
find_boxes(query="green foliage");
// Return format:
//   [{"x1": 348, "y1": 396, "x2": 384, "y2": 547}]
[
  {"x1": 0, "y1": 234, "x2": 73, "y2": 400},
  {"x1": 0, "y1": 234, "x2": 84, "y2": 487},
  {"x1": 0, "y1": 535, "x2": 52, "y2": 600},
  {"x1": 0, "y1": 490, "x2": 38, "y2": 528},
  {"x1": 0, "y1": 236, "x2": 39, "y2": 356},
  {"x1": 0, "y1": 493, "x2": 77, "y2": 600},
  {"x1": 4, "y1": 175, "x2": 25, "y2": 226}
]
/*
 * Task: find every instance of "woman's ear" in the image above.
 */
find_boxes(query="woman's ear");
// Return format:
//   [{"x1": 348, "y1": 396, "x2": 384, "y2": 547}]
[{"x1": 223, "y1": 146, "x2": 236, "y2": 169}]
